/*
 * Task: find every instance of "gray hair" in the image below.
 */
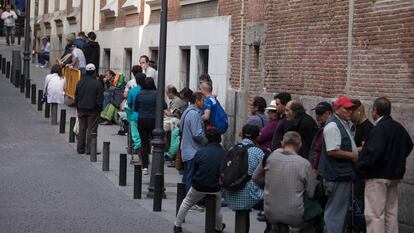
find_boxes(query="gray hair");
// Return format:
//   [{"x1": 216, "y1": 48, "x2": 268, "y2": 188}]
[
  {"x1": 199, "y1": 82, "x2": 212, "y2": 93},
  {"x1": 282, "y1": 131, "x2": 302, "y2": 146}
]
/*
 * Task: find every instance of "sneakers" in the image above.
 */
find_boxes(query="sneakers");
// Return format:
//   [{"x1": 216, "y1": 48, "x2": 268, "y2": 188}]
[
  {"x1": 257, "y1": 211, "x2": 266, "y2": 222},
  {"x1": 143, "y1": 168, "x2": 149, "y2": 175},
  {"x1": 189, "y1": 204, "x2": 204, "y2": 213},
  {"x1": 173, "y1": 225, "x2": 182, "y2": 233},
  {"x1": 215, "y1": 223, "x2": 226, "y2": 233}
]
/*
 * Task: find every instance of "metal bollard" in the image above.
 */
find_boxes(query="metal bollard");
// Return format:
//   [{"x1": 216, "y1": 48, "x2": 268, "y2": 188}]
[
  {"x1": 176, "y1": 182, "x2": 186, "y2": 216},
  {"x1": 59, "y1": 109, "x2": 66, "y2": 133},
  {"x1": 20, "y1": 74, "x2": 25, "y2": 93},
  {"x1": 90, "y1": 133, "x2": 97, "y2": 162},
  {"x1": 205, "y1": 195, "x2": 216, "y2": 233},
  {"x1": 51, "y1": 103, "x2": 58, "y2": 125},
  {"x1": 15, "y1": 70, "x2": 20, "y2": 88},
  {"x1": 102, "y1": 142, "x2": 110, "y2": 171},
  {"x1": 133, "y1": 164, "x2": 142, "y2": 199},
  {"x1": 6, "y1": 61, "x2": 10, "y2": 79},
  {"x1": 69, "y1": 117, "x2": 76, "y2": 143},
  {"x1": 25, "y1": 79, "x2": 30, "y2": 98},
  {"x1": 2, "y1": 58, "x2": 6, "y2": 75},
  {"x1": 37, "y1": 90, "x2": 43, "y2": 111},
  {"x1": 153, "y1": 173, "x2": 163, "y2": 212},
  {"x1": 45, "y1": 102, "x2": 51, "y2": 118},
  {"x1": 235, "y1": 210, "x2": 250, "y2": 233},
  {"x1": 127, "y1": 125, "x2": 133, "y2": 155},
  {"x1": 10, "y1": 65, "x2": 13, "y2": 83},
  {"x1": 119, "y1": 153, "x2": 127, "y2": 186},
  {"x1": 31, "y1": 84, "x2": 36, "y2": 104},
  {"x1": 0, "y1": 54, "x2": 2, "y2": 71}
]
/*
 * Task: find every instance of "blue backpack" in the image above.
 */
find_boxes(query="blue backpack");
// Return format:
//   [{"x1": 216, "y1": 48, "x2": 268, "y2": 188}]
[{"x1": 208, "y1": 96, "x2": 228, "y2": 135}]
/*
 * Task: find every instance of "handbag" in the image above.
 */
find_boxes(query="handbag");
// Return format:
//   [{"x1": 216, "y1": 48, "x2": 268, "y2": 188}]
[{"x1": 42, "y1": 79, "x2": 50, "y2": 103}]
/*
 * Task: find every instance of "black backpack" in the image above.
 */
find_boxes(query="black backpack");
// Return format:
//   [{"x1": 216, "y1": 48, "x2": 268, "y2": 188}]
[{"x1": 219, "y1": 143, "x2": 253, "y2": 192}]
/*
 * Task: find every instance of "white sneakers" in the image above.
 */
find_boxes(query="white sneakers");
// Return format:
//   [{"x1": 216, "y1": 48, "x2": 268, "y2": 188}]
[{"x1": 143, "y1": 168, "x2": 149, "y2": 175}]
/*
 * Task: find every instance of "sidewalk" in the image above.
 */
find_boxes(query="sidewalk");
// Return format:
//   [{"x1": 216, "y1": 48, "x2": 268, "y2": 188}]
[{"x1": 0, "y1": 40, "x2": 266, "y2": 233}]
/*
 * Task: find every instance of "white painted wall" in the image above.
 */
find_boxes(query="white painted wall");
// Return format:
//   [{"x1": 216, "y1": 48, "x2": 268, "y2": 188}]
[
  {"x1": 82, "y1": 0, "x2": 94, "y2": 32},
  {"x1": 60, "y1": 0, "x2": 67, "y2": 10},
  {"x1": 97, "y1": 16, "x2": 231, "y2": 109}
]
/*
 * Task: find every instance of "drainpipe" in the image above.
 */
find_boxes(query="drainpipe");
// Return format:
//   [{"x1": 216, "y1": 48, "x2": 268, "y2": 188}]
[{"x1": 239, "y1": 0, "x2": 245, "y2": 89}]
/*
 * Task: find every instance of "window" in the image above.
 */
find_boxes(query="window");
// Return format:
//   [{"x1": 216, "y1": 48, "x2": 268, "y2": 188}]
[
  {"x1": 180, "y1": 0, "x2": 214, "y2": 6},
  {"x1": 149, "y1": 48, "x2": 159, "y2": 70},
  {"x1": 180, "y1": 47, "x2": 191, "y2": 89},
  {"x1": 124, "y1": 48, "x2": 133, "y2": 80},
  {"x1": 103, "y1": 49, "x2": 111, "y2": 74},
  {"x1": 197, "y1": 47, "x2": 209, "y2": 80}
]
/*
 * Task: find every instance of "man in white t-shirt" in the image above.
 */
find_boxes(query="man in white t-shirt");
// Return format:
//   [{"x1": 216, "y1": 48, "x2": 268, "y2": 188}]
[
  {"x1": 1, "y1": 4, "x2": 18, "y2": 46},
  {"x1": 139, "y1": 55, "x2": 158, "y2": 87},
  {"x1": 67, "y1": 44, "x2": 87, "y2": 78},
  {"x1": 35, "y1": 37, "x2": 51, "y2": 67}
]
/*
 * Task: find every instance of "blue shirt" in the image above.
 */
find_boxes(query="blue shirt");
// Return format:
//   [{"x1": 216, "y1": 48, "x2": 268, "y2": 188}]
[
  {"x1": 180, "y1": 105, "x2": 205, "y2": 161},
  {"x1": 127, "y1": 85, "x2": 142, "y2": 121},
  {"x1": 224, "y1": 139, "x2": 264, "y2": 210}
]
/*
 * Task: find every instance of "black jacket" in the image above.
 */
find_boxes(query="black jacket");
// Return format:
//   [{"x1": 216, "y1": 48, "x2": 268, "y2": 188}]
[
  {"x1": 271, "y1": 113, "x2": 318, "y2": 159},
  {"x1": 356, "y1": 116, "x2": 413, "y2": 179},
  {"x1": 83, "y1": 41, "x2": 100, "y2": 72},
  {"x1": 191, "y1": 143, "x2": 226, "y2": 192},
  {"x1": 74, "y1": 74, "x2": 104, "y2": 112}
]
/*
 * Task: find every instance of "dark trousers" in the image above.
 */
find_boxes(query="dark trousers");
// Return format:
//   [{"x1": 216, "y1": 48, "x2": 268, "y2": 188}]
[
  {"x1": 138, "y1": 118, "x2": 155, "y2": 169},
  {"x1": 37, "y1": 53, "x2": 50, "y2": 65},
  {"x1": 77, "y1": 111, "x2": 100, "y2": 154},
  {"x1": 5, "y1": 26, "x2": 15, "y2": 45}
]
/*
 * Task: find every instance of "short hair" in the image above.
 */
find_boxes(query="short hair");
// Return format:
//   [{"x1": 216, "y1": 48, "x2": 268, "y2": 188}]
[
  {"x1": 131, "y1": 65, "x2": 142, "y2": 76},
  {"x1": 274, "y1": 92, "x2": 292, "y2": 105},
  {"x1": 252, "y1": 96, "x2": 267, "y2": 113},
  {"x1": 142, "y1": 77, "x2": 156, "y2": 90},
  {"x1": 87, "y1": 32, "x2": 96, "y2": 41},
  {"x1": 189, "y1": 92, "x2": 204, "y2": 104},
  {"x1": 199, "y1": 82, "x2": 212, "y2": 93},
  {"x1": 139, "y1": 55, "x2": 150, "y2": 63},
  {"x1": 242, "y1": 124, "x2": 260, "y2": 140},
  {"x1": 86, "y1": 69, "x2": 96, "y2": 76},
  {"x1": 134, "y1": 73, "x2": 146, "y2": 87},
  {"x1": 180, "y1": 87, "x2": 193, "y2": 102},
  {"x1": 282, "y1": 131, "x2": 302, "y2": 146},
  {"x1": 199, "y1": 74, "x2": 212, "y2": 85},
  {"x1": 206, "y1": 128, "x2": 222, "y2": 144},
  {"x1": 290, "y1": 101, "x2": 306, "y2": 117},
  {"x1": 373, "y1": 97, "x2": 391, "y2": 117},
  {"x1": 166, "y1": 84, "x2": 178, "y2": 96},
  {"x1": 50, "y1": 64, "x2": 62, "y2": 76},
  {"x1": 107, "y1": 70, "x2": 115, "y2": 77},
  {"x1": 78, "y1": 31, "x2": 86, "y2": 37}
]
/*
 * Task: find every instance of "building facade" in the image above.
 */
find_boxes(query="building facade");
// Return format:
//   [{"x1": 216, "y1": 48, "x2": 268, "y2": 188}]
[{"x1": 31, "y1": 0, "x2": 414, "y2": 231}]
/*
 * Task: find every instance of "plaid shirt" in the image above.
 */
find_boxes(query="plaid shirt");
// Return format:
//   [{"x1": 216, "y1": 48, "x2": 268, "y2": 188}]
[{"x1": 224, "y1": 139, "x2": 264, "y2": 210}]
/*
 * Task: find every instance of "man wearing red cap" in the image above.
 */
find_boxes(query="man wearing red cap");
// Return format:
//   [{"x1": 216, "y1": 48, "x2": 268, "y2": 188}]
[{"x1": 318, "y1": 96, "x2": 358, "y2": 233}]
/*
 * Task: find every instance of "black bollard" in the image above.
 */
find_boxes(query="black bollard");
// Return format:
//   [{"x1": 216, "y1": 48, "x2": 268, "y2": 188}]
[
  {"x1": 205, "y1": 195, "x2": 217, "y2": 233},
  {"x1": 20, "y1": 74, "x2": 25, "y2": 93},
  {"x1": 25, "y1": 79, "x2": 30, "y2": 98},
  {"x1": 51, "y1": 103, "x2": 58, "y2": 125},
  {"x1": 176, "y1": 182, "x2": 186, "y2": 216},
  {"x1": 119, "y1": 153, "x2": 127, "y2": 186},
  {"x1": 133, "y1": 164, "x2": 142, "y2": 199},
  {"x1": 102, "y1": 142, "x2": 110, "y2": 171},
  {"x1": 31, "y1": 84, "x2": 36, "y2": 104},
  {"x1": 10, "y1": 65, "x2": 13, "y2": 83},
  {"x1": 59, "y1": 109, "x2": 66, "y2": 133},
  {"x1": 90, "y1": 133, "x2": 97, "y2": 162},
  {"x1": 127, "y1": 125, "x2": 133, "y2": 155},
  {"x1": 2, "y1": 58, "x2": 6, "y2": 75},
  {"x1": 45, "y1": 103, "x2": 51, "y2": 118},
  {"x1": 6, "y1": 61, "x2": 10, "y2": 79},
  {"x1": 0, "y1": 54, "x2": 2, "y2": 71},
  {"x1": 15, "y1": 70, "x2": 20, "y2": 88},
  {"x1": 37, "y1": 90, "x2": 43, "y2": 111},
  {"x1": 69, "y1": 117, "x2": 76, "y2": 143},
  {"x1": 153, "y1": 173, "x2": 163, "y2": 212},
  {"x1": 235, "y1": 210, "x2": 250, "y2": 233}
]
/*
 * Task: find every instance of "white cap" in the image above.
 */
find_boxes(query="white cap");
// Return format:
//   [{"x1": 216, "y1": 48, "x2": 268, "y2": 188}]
[
  {"x1": 85, "y1": 63, "x2": 95, "y2": 71},
  {"x1": 265, "y1": 100, "x2": 277, "y2": 111}
]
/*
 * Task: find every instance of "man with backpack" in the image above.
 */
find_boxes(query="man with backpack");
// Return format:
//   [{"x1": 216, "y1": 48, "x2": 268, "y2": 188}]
[
  {"x1": 174, "y1": 128, "x2": 226, "y2": 233},
  {"x1": 200, "y1": 82, "x2": 228, "y2": 135}
]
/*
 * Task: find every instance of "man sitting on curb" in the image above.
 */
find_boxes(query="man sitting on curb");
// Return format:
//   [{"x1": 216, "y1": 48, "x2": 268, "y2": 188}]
[{"x1": 174, "y1": 128, "x2": 226, "y2": 233}]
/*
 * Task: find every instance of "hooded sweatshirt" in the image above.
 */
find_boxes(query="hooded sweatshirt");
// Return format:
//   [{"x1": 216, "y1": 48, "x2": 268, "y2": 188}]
[{"x1": 83, "y1": 41, "x2": 101, "y2": 72}]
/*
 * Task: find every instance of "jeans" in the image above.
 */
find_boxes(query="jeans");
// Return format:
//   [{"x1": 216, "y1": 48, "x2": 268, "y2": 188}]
[
  {"x1": 38, "y1": 53, "x2": 50, "y2": 65},
  {"x1": 103, "y1": 91, "x2": 111, "y2": 109},
  {"x1": 323, "y1": 180, "x2": 351, "y2": 233},
  {"x1": 182, "y1": 159, "x2": 195, "y2": 193},
  {"x1": 77, "y1": 111, "x2": 100, "y2": 154},
  {"x1": 5, "y1": 26, "x2": 15, "y2": 45},
  {"x1": 137, "y1": 118, "x2": 155, "y2": 169}
]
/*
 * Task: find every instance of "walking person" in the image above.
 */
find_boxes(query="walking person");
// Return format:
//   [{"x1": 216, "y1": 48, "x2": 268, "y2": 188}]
[
  {"x1": 44, "y1": 64, "x2": 66, "y2": 124},
  {"x1": 1, "y1": 4, "x2": 18, "y2": 46},
  {"x1": 74, "y1": 64, "x2": 104, "y2": 154},
  {"x1": 356, "y1": 97, "x2": 413, "y2": 233}
]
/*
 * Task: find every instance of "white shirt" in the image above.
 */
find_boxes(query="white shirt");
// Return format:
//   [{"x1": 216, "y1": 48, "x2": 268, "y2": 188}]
[
  {"x1": 44, "y1": 73, "x2": 66, "y2": 104},
  {"x1": 143, "y1": 66, "x2": 158, "y2": 87},
  {"x1": 124, "y1": 78, "x2": 137, "y2": 93},
  {"x1": 323, "y1": 114, "x2": 357, "y2": 155},
  {"x1": 71, "y1": 48, "x2": 86, "y2": 68},
  {"x1": 42, "y1": 42, "x2": 51, "y2": 53},
  {"x1": 1, "y1": 11, "x2": 17, "y2": 26}
]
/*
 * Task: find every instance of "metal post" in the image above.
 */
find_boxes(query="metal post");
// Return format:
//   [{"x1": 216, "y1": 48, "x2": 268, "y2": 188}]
[
  {"x1": 23, "y1": 0, "x2": 31, "y2": 84},
  {"x1": 235, "y1": 210, "x2": 250, "y2": 233},
  {"x1": 205, "y1": 195, "x2": 216, "y2": 233},
  {"x1": 25, "y1": 79, "x2": 31, "y2": 98},
  {"x1": 0, "y1": 54, "x2": 2, "y2": 71},
  {"x1": 148, "y1": 0, "x2": 168, "y2": 201},
  {"x1": 59, "y1": 109, "x2": 66, "y2": 133},
  {"x1": 15, "y1": 70, "x2": 20, "y2": 88},
  {"x1": 45, "y1": 103, "x2": 51, "y2": 118},
  {"x1": 90, "y1": 133, "x2": 97, "y2": 162},
  {"x1": 51, "y1": 103, "x2": 58, "y2": 125},
  {"x1": 69, "y1": 117, "x2": 76, "y2": 143},
  {"x1": 2, "y1": 58, "x2": 5, "y2": 75},
  {"x1": 102, "y1": 142, "x2": 110, "y2": 171},
  {"x1": 6, "y1": 61, "x2": 10, "y2": 79},
  {"x1": 119, "y1": 153, "x2": 127, "y2": 186},
  {"x1": 10, "y1": 65, "x2": 13, "y2": 83},
  {"x1": 31, "y1": 84, "x2": 36, "y2": 104},
  {"x1": 20, "y1": 74, "x2": 25, "y2": 93},
  {"x1": 153, "y1": 173, "x2": 163, "y2": 212},
  {"x1": 37, "y1": 90, "x2": 43, "y2": 111},
  {"x1": 134, "y1": 164, "x2": 142, "y2": 199},
  {"x1": 176, "y1": 182, "x2": 186, "y2": 216}
]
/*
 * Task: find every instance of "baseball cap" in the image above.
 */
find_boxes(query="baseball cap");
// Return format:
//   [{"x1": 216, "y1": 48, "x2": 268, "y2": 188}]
[
  {"x1": 85, "y1": 63, "x2": 96, "y2": 71},
  {"x1": 312, "y1": 101, "x2": 332, "y2": 115},
  {"x1": 242, "y1": 124, "x2": 260, "y2": 140},
  {"x1": 265, "y1": 100, "x2": 277, "y2": 111},
  {"x1": 334, "y1": 96, "x2": 355, "y2": 109}
]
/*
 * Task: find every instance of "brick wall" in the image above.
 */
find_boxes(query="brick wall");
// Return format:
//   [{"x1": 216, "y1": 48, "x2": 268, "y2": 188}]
[{"x1": 116, "y1": 0, "x2": 127, "y2": 27}]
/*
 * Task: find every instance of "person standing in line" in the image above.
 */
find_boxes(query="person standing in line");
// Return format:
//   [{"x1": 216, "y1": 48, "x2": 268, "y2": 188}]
[
  {"x1": 83, "y1": 32, "x2": 100, "y2": 73},
  {"x1": 256, "y1": 100, "x2": 280, "y2": 152},
  {"x1": 74, "y1": 64, "x2": 104, "y2": 154},
  {"x1": 1, "y1": 4, "x2": 17, "y2": 46},
  {"x1": 67, "y1": 44, "x2": 87, "y2": 78},
  {"x1": 139, "y1": 55, "x2": 158, "y2": 86},
  {"x1": 356, "y1": 97, "x2": 413, "y2": 233},
  {"x1": 245, "y1": 96, "x2": 269, "y2": 129},
  {"x1": 44, "y1": 64, "x2": 66, "y2": 108}
]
